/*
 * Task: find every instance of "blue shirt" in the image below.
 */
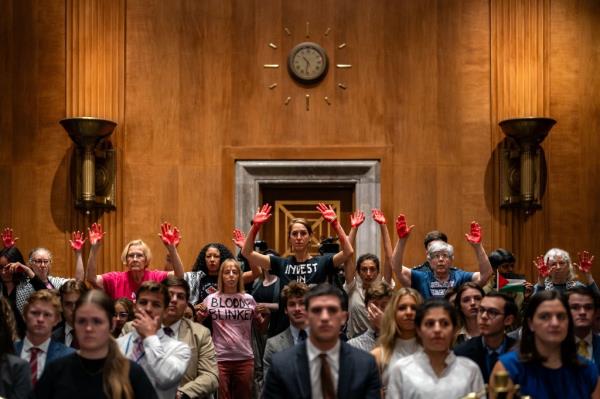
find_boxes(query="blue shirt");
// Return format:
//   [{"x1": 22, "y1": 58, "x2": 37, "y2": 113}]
[
  {"x1": 499, "y1": 351, "x2": 599, "y2": 399},
  {"x1": 410, "y1": 267, "x2": 474, "y2": 299}
]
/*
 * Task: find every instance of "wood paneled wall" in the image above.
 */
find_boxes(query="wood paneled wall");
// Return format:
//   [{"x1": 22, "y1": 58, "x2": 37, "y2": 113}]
[{"x1": 1, "y1": 0, "x2": 599, "y2": 282}]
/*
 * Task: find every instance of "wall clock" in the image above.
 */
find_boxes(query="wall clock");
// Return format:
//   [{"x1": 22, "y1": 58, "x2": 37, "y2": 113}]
[{"x1": 287, "y1": 42, "x2": 328, "y2": 83}]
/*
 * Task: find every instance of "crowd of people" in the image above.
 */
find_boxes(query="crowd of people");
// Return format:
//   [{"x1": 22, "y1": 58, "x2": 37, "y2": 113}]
[{"x1": 0, "y1": 204, "x2": 599, "y2": 399}]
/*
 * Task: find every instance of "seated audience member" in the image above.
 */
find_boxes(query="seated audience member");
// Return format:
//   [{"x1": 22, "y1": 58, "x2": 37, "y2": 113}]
[
  {"x1": 1, "y1": 245, "x2": 47, "y2": 337},
  {"x1": 454, "y1": 292, "x2": 518, "y2": 383},
  {"x1": 197, "y1": 258, "x2": 262, "y2": 399},
  {"x1": 263, "y1": 281, "x2": 310, "y2": 380},
  {"x1": 567, "y1": 286, "x2": 600, "y2": 365},
  {"x1": 491, "y1": 290, "x2": 600, "y2": 399},
  {"x1": 35, "y1": 290, "x2": 157, "y2": 399},
  {"x1": 241, "y1": 204, "x2": 354, "y2": 288},
  {"x1": 117, "y1": 281, "x2": 191, "y2": 399},
  {"x1": 52, "y1": 280, "x2": 89, "y2": 348},
  {"x1": 262, "y1": 283, "x2": 381, "y2": 399},
  {"x1": 391, "y1": 215, "x2": 493, "y2": 299},
  {"x1": 485, "y1": 248, "x2": 531, "y2": 311},
  {"x1": 371, "y1": 287, "x2": 423, "y2": 393},
  {"x1": 347, "y1": 280, "x2": 392, "y2": 352},
  {"x1": 86, "y1": 222, "x2": 185, "y2": 300},
  {"x1": 533, "y1": 248, "x2": 599, "y2": 296},
  {"x1": 387, "y1": 299, "x2": 484, "y2": 398},
  {"x1": 112, "y1": 298, "x2": 134, "y2": 338},
  {"x1": 411, "y1": 230, "x2": 448, "y2": 272},
  {"x1": 0, "y1": 296, "x2": 32, "y2": 399},
  {"x1": 162, "y1": 277, "x2": 219, "y2": 399},
  {"x1": 454, "y1": 282, "x2": 485, "y2": 345},
  {"x1": 15, "y1": 290, "x2": 74, "y2": 386},
  {"x1": 343, "y1": 209, "x2": 394, "y2": 339}
]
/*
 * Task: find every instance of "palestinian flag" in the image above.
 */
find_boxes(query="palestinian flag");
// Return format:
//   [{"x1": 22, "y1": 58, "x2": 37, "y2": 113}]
[{"x1": 497, "y1": 271, "x2": 526, "y2": 293}]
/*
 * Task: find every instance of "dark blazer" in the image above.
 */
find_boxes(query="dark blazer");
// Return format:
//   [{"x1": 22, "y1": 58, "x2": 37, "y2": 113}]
[
  {"x1": 14, "y1": 339, "x2": 75, "y2": 370},
  {"x1": 51, "y1": 322, "x2": 67, "y2": 344},
  {"x1": 262, "y1": 340, "x2": 381, "y2": 399},
  {"x1": 453, "y1": 335, "x2": 517, "y2": 383},
  {"x1": 591, "y1": 334, "x2": 600, "y2": 366},
  {"x1": 0, "y1": 354, "x2": 32, "y2": 399}
]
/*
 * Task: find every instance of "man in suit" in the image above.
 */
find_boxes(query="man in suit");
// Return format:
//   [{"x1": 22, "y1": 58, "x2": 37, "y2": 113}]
[
  {"x1": 51, "y1": 279, "x2": 88, "y2": 348},
  {"x1": 263, "y1": 281, "x2": 309, "y2": 380},
  {"x1": 567, "y1": 285, "x2": 600, "y2": 365},
  {"x1": 14, "y1": 290, "x2": 75, "y2": 386},
  {"x1": 262, "y1": 283, "x2": 381, "y2": 399},
  {"x1": 454, "y1": 292, "x2": 518, "y2": 383}
]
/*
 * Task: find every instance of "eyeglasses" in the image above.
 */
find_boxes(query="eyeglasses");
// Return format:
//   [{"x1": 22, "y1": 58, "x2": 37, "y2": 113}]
[
  {"x1": 478, "y1": 306, "x2": 504, "y2": 319},
  {"x1": 430, "y1": 252, "x2": 450, "y2": 260},
  {"x1": 126, "y1": 253, "x2": 145, "y2": 260},
  {"x1": 31, "y1": 259, "x2": 51, "y2": 265}
]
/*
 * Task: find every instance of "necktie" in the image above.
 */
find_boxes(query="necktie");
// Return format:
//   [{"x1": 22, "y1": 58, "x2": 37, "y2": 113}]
[
  {"x1": 70, "y1": 330, "x2": 79, "y2": 349},
  {"x1": 163, "y1": 326, "x2": 174, "y2": 337},
  {"x1": 130, "y1": 337, "x2": 145, "y2": 362},
  {"x1": 298, "y1": 329, "x2": 307, "y2": 342},
  {"x1": 578, "y1": 340, "x2": 590, "y2": 359},
  {"x1": 319, "y1": 353, "x2": 335, "y2": 399},
  {"x1": 29, "y1": 347, "x2": 42, "y2": 386}
]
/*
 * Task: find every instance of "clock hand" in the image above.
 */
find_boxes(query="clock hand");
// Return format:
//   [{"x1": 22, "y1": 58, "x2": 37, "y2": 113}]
[{"x1": 303, "y1": 56, "x2": 310, "y2": 70}]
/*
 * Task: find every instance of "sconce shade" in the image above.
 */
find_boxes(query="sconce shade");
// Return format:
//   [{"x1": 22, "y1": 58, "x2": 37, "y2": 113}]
[
  {"x1": 60, "y1": 117, "x2": 116, "y2": 148},
  {"x1": 498, "y1": 117, "x2": 556, "y2": 148}
]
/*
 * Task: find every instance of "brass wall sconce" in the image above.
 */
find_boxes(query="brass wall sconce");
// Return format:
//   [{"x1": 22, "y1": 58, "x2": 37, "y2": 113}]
[
  {"x1": 60, "y1": 117, "x2": 117, "y2": 213},
  {"x1": 498, "y1": 117, "x2": 556, "y2": 214}
]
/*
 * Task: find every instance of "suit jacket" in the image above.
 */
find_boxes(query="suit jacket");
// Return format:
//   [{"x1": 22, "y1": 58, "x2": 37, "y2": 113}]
[
  {"x1": 263, "y1": 327, "x2": 295, "y2": 379},
  {"x1": 51, "y1": 321, "x2": 67, "y2": 344},
  {"x1": 14, "y1": 339, "x2": 75, "y2": 371},
  {"x1": 122, "y1": 318, "x2": 219, "y2": 398},
  {"x1": 453, "y1": 335, "x2": 517, "y2": 383},
  {"x1": 262, "y1": 340, "x2": 381, "y2": 399},
  {"x1": 0, "y1": 354, "x2": 32, "y2": 399}
]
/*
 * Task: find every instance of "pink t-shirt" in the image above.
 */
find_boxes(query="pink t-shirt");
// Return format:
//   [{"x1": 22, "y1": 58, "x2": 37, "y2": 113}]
[
  {"x1": 102, "y1": 269, "x2": 169, "y2": 300},
  {"x1": 203, "y1": 292, "x2": 257, "y2": 361}
]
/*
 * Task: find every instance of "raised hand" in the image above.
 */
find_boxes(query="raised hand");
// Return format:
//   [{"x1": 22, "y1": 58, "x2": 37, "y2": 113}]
[
  {"x1": 159, "y1": 222, "x2": 181, "y2": 247},
  {"x1": 1, "y1": 228, "x2": 18, "y2": 248},
  {"x1": 316, "y1": 203, "x2": 337, "y2": 224},
  {"x1": 232, "y1": 228, "x2": 246, "y2": 249},
  {"x1": 371, "y1": 209, "x2": 387, "y2": 225},
  {"x1": 252, "y1": 204, "x2": 272, "y2": 227},
  {"x1": 577, "y1": 251, "x2": 595, "y2": 273},
  {"x1": 465, "y1": 221, "x2": 482, "y2": 244},
  {"x1": 9, "y1": 262, "x2": 34, "y2": 278},
  {"x1": 534, "y1": 255, "x2": 550, "y2": 278},
  {"x1": 88, "y1": 223, "x2": 106, "y2": 246},
  {"x1": 395, "y1": 214, "x2": 414, "y2": 238},
  {"x1": 350, "y1": 210, "x2": 365, "y2": 228},
  {"x1": 69, "y1": 231, "x2": 86, "y2": 251}
]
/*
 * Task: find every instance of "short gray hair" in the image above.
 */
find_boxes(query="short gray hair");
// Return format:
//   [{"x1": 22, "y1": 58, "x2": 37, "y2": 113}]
[{"x1": 427, "y1": 241, "x2": 454, "y2": 260}]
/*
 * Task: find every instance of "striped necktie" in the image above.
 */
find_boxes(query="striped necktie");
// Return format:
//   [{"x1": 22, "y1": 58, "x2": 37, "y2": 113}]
[{"x1": 29, "y1": 347, "x2": 42, "y2": 386}]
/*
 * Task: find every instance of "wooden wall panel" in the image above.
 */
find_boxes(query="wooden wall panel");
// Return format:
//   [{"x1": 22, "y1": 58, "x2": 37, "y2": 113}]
[{"x1": 1, "y1": 0, "x2": 599, "y2": 280}]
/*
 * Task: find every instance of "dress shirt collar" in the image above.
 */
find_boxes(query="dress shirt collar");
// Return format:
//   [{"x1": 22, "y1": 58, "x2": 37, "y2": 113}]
[
  {"x1": 65, "y1": 323, "x2": 74, "y2": 336},
  {"x1": 163, "y1": 319, "x2": 182, "y2": 338},
  {"x1": 577, "y1": 332, "x2": 593, "y2": 347},
  {"x1": 482, "y1": 336, "x2": 507, "y2": 354},
  {"x1": 415, "y1": 349, "x2": 457, "y2": 376},
  {"x1": 290, "y1": 324, "x2": 309, "y2": 343},
  {"x1": 23, "y1": 336, "x2": 51, "y2": 353},
  {"x1": 306, "y1": 337, "x2": 341, "y2": 364}
]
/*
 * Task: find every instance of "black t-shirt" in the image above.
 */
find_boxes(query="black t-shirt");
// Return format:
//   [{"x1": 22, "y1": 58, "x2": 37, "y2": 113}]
[
  {"x1": 34, "y1": 353, "x2": 158, "y2": 399},
  {"x1": 269, "y1": 254, "x2": 334, "y2": 286}
]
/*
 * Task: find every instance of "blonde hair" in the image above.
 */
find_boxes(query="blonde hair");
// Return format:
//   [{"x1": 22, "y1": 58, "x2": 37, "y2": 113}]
[
  {"x1": 376, "y1": 287, "x2": 423, "y2": 367},
  {"x1": 76, "y1": 290, "x2": 133, "y2": 399},
  {"x1": 217, "y1": 258, "x2": 245, "y2": 293},
  {"x1": 24, "y1": 290, "x2": 62, "y2": 318},
  {"x1": 120, "y1": 240, "x2": 152, "y2": 265}
]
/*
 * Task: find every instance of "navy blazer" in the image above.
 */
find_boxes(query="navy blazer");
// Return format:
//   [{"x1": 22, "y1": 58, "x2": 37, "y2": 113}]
[
  {"x1": 14, "y1": 339, "x2": 75, "y2": 370},
  {"x1": 589, "y1": 334, "x2": 600, "y2": 366},
  {"x1": 454, "y1": 335, "x2": 517, "y2": 383},
  {"x1": 261, "y1": 340, "x2": 381, "y2": 399}
]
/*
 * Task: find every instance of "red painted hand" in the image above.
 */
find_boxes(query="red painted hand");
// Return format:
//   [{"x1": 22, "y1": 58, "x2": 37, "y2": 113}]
[
  {"x1": 316, "y1": 203, "x2": 337, "y2": 224},
  {"x1": 465, "y1": 221, "x2": 482, "y2": 244},
  {"x1": 1, "y1": 228, "x2": 18, "y2": 248},
  {"x1": 252, "y1": 204, "x2": 272, "y2": 227},
  {"x1": 350, "y1": 210, "x2": 365, "y2": 228},
  {"x1": 534, "y1": 255, "x2": 550, "y2": 278},
  {"x1": 69, "y1": 231, "x2": 86, "y2": 251},
  {"x1": 371, "y1": 209, "x2": 387, "y2": 225},
  {"x1": 232, "y1": 228, "x2": 246, "y2": 249},
  {"x1": 159, "y1": 222, "x2": 181, "y2": 247},
  {"x1": 395, "y1": 214, "x2": 414, "y2": 238},
  {"x1": 577, "y1": 251, "x2": 595, "y2": 273},
  {"x1": 88, "y1": 223, "x2": 106, "y2": 246}
]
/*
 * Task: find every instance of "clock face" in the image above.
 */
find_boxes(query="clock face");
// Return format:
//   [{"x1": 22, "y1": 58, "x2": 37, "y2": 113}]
[{"x1": 288, "y1": 42, "x2": 328, "y2": 83}]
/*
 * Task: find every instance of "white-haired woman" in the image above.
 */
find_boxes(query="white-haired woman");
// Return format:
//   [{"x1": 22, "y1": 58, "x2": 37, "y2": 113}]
[{"x1": 533, "y1": 248, "x2": 599, "y2": 295}]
